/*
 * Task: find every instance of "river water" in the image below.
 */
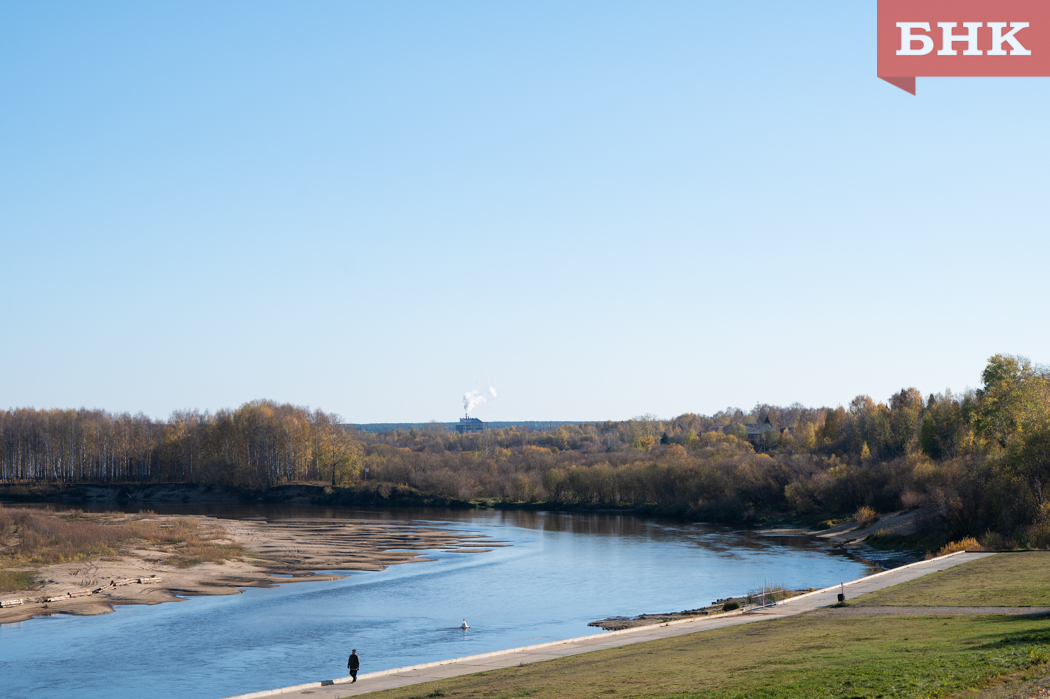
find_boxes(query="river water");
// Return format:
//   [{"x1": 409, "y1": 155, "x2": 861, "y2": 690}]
[{"x1": 1, "y1": 506, "x2": 874, "y2": 699}]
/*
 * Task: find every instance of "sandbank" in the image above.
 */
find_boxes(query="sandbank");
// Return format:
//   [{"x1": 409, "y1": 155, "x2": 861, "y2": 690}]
[{"x1": 0, "y1": 513, "x2": 507, "y2": 624}]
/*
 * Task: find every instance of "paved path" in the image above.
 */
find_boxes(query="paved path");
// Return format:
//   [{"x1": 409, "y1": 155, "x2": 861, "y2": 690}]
[{"x1": 225, "y1": 551, "x2": 993, "y2": 699}]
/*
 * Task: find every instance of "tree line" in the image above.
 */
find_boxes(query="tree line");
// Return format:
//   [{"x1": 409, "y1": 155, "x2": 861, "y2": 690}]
[
  {"x1": 0, "y1": 401, "x2": 356, "y2": 488},
  {"x1": 3, "y1": 355, "x2": 1050, "y2": 546}
]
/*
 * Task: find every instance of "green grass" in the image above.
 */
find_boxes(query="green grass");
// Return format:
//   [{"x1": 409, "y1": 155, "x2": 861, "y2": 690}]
[
  {"x1": 852, "y1": 552, "x2": 1050, "y2": 607},
  {"x1": 0, "y1": 569, "x2": 37, "y2": 592},
  {"x1": 354, "y1": 614, "x2": 1050, "y2": 699}
]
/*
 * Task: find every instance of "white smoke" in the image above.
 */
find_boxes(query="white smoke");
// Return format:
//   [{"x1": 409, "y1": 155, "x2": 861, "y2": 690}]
[{"x1": 463, "y1": 386, "x2": 498, "y2": 415}]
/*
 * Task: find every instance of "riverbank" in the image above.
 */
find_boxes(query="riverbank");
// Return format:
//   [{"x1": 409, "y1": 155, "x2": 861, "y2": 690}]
[
  {"x1": 1, "y1": 506, "x2": 875, "y2": 699},
  {"x1": 222, "y1": 551, "x2": 1014, "y2": 699},
  {"x1": 758, "y1": 508, "x2": 930, "y2": 545},
  {"x1": 340, "y1": 551, "x2": 1050, "y2": 699},
  {"x1": 0, "y1": 482, "x2": 940, "y2": 543},
  {"x1": 0, "y1": 482, "x2": 680, "y2": 520},
  {"x1": 0, "y1": 508, "x2": 505, "y2": 624},
  {"x1": 0, "y1": 482, "x2": 476, "y2": 509},
  {"x1": 588, "y1": 587, "x2": 809, "y2": 631}
]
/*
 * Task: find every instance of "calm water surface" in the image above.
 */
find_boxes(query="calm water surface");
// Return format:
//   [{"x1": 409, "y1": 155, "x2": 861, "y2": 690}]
[{"x1": 1, "y1": 507, "x2": 874, "y2": 699}]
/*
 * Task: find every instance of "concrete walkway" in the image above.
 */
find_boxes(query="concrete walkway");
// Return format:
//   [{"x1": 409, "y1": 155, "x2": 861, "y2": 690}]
[{"x1": 224, "y1": 551, "x2": 993, "y2": 699}]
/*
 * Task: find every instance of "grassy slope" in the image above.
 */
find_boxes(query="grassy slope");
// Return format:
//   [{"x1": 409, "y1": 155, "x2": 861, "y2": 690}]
[
  {"x1": 361, "y1": 615, "x2": 1050, "y2": 699},
  {"x1": 853, "y1": 552, "x2": 1050, "y2": 608},
  {"x1": 349, "y1": 555, "x2": 1050, "y2": 699}
]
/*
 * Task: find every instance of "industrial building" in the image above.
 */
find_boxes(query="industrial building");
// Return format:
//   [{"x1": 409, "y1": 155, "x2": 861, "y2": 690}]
[{"x1": 456, "y1": 416, "x2": 484, "y2": 434}]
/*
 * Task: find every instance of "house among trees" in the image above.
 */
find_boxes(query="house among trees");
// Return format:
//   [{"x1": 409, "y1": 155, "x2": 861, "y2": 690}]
[
  {"x1": 745, "y1": 417, "x2": 778, "y2": 440},
  {"x1": 706, "y1": 416, "x2": 779, "y2": 443},
  {"x1": 456, "y1": 416, "x2": 484, "y2": 434}
]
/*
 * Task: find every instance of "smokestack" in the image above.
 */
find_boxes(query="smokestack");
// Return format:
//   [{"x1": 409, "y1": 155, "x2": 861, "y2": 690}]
[{"x1": 463, "y1": 386, "x2": 498, "y2": 416}]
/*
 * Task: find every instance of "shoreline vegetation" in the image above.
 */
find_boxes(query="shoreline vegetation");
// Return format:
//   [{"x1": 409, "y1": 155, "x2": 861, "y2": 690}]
[
  {"x1": 3, "y1": 355, "x2": 1050, "y2": 560},
  {"x1": 0, "y1": 507, "x2": 506, "y2": 624},
  {"x1": 0, "y1": 481, "x2": 926, "y2": 572}
]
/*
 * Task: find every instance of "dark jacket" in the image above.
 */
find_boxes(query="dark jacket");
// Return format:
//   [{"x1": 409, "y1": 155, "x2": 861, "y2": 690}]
[{"x1": 348, "y1": 654, "x2": 360, "y2": 671}]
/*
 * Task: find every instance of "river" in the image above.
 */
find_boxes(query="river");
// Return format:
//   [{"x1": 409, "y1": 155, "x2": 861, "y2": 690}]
[{"x1": 1, "y1": 506, "x2": 875, "y2": 699}]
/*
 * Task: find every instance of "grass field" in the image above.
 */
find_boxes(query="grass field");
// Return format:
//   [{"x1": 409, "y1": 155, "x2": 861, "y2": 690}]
[
  {"x1": 852, "y1": 552, "x2": 1050, "y2": 608},
  {"x1": 349, "y1": 554, "x2": 1050, "y2": 699},
  {"x1": 0, "y1": 569, "x2": 37, "y2": 592},
  {"x1": 358, "y1": 614, "x2": 1050, "y2": 699}
]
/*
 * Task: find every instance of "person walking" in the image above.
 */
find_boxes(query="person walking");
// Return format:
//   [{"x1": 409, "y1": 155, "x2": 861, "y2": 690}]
[{"x1": 347, "y1": 649, "x2": 360, "y2": 683}]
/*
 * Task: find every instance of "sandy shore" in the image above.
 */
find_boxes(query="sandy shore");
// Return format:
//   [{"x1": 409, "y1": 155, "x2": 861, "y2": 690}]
[
  {"x1": 757, "y1": 508, "x2": 928, "y2": 545},
  {"x1": 0, "y1": 514, "x2": 507, "y2": 624}
]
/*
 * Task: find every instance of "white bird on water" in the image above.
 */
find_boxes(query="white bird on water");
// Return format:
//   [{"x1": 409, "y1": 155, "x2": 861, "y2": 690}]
[{"x1": 460, "y1": 619, "x2": 469, "y2": 630}]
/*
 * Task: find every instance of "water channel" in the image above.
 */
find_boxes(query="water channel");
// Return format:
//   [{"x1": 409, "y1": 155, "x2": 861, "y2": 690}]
[{"x1": 1, "y1": 506, "x2": 876, "y2": 699}]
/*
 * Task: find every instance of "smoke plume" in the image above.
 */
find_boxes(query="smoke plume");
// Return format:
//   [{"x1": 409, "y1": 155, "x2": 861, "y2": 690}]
[{"x1": 463, "y1": 386, "x2": 498, "y2": 415}]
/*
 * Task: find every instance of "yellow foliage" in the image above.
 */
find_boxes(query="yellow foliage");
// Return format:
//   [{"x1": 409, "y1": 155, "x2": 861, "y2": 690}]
[
  {"x1": 937, "y1": 537, "x2": 984, "y2": 556},
  {"x1": 800, "y1": 423, "x2": 817, "y2": 449},
  {"x1": 827, "y1": 455, "x2": 848, "y2": 480},
  {"x1": 700, "y1": 431, "x2": 725, "y2": 447},
  {"x1": 911, "y1": 458, "x2": 937, "y2": 481},
  {"x1": 663, "y1": 444, "x2": 689, "y2": 466},
  {"x1": 633, "y1": 435, "x2": 657, "y2": 452},
  {"x1": 854, "y1": 506, "x2": 878, "y2": 528}
]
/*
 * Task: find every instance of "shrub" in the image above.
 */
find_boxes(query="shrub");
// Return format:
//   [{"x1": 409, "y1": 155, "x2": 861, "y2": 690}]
[
  {"x1": 750, "y1": 581, "x2": 788, "y2": 605},
  {"x1": 936, "y1": 537, "x2": 983, "y2": 556},
  {"x1": 722, "y1": 601, "x2": 740, "y2": 612},
  {"x1": 854, "y1": 506, "x2": 879, "y2": 528},
  {"x1": 1030, "y1": 504, "x2": 1050, "y2": 549},
  {"x1": 979, "y1": 531, "x2": 1013, "y2": 550},
  {"x1": 900, "y1": 490, "x2": 928, "y2": 509}
]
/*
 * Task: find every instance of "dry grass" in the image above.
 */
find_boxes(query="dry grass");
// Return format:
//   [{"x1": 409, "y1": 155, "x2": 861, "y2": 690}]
[
  {"x1": 855, "y1": 505, "x2": 879, "y2": 528},
  {"x1": 937, "y1": 537, "x2": 984, "y2": 557},
  {"x1": 0, "y1": 506, "x2": 241, "y2": 570}
]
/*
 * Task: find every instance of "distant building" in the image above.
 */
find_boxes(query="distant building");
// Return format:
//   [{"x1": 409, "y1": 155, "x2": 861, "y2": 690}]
[
  {"x1": 456, "y1": 417, "x2": 484, "y2": 434},
  {"x1": 705, "y1": 417, "x2": 778, "y2": 442},
  {"x1": 744, "y1": 417, "x2": 778, "y2": 440}
]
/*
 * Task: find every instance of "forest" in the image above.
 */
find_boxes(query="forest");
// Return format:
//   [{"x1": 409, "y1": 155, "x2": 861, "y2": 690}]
[{"x1": 3, "y1": 354, "x2": 1050, "y2": 547}]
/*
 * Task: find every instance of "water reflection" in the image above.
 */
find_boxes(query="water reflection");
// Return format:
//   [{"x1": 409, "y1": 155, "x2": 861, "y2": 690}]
[
  {"x1": 19, "y1": 501, "x2": 872, "y2": 554},
  {"x1": 2, "y1": 505, "x2": 876, "y2": 699}
]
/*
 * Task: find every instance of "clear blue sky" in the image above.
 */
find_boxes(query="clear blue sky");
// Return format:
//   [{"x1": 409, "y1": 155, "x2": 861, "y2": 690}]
[{"x1": 2, "y1": 2, "x2": 1048, "y2": 423}]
